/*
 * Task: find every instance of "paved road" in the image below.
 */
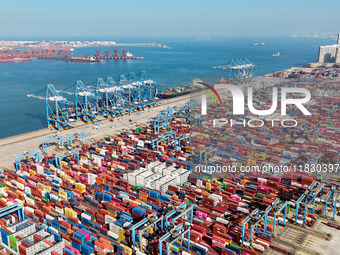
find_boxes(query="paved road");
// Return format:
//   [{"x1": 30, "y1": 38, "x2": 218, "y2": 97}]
[{"x1": 0, "y1": 95, "x2": 191, "y2": 169}]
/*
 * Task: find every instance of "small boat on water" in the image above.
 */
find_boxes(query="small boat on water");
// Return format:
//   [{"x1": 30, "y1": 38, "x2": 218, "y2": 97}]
[
  {"x1": 272, "y1": 52, "x2": 280, "y2": 57},
  {"x1": 250, "y1": 42, "x2": 265, "y2": 46}
]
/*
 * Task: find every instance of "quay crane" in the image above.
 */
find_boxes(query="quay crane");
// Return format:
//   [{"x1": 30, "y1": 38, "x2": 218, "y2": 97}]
[
  {"x1": 213, "y1": 58, "x2": 260, "y2": 83},
  {"x1": 96, "y1": 78, "x2": 123, "y2": 118},
  {"x1": 75, "y1": 80, "x2": 100, "y2": 123},
  {"x1": 27, "y1": 71, "x2": 162, "y2": 129},
  {"x1": 27, "y1": 84, "x2": 74, "y2": 130}
]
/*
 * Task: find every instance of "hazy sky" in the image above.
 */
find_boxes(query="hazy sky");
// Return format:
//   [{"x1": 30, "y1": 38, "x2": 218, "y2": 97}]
[{"x1": 0, "y1": 0, "x2": 339, "y2": 37}]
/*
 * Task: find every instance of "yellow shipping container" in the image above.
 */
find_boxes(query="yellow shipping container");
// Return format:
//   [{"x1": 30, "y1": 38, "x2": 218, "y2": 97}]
[
  {"x1": 121, "y1": 244, "x2": 132, "y2": 255},
  {"x1": 43, "y1": 185, "x2": 51, "y2": 191},
  {"x1": 64, "y1": 208, "x2": 75, "y2": 218},
  {"x1": 247, "y1": 159, "x2": 256, "y2": 166},
  {"x1": 118, "y1": 227, "x2": 125, "y2": 242},
  {"x1": 28, "y1": 170, "x2": 36, "y2": 176}
]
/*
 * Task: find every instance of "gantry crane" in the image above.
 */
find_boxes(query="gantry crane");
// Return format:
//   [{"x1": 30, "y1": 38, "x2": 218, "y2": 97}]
[
  {"x1": 213, "y1": 58, "x2": 260, "y2": 83},
  {"x1": 138, "y1": 71, "x2": 161, "y2": 104},
  {"x1": 324, "y1": 186, "x2": 339, "y2": 220},
  {"x1": 15, "y1": 151, "x2": 41, "y2": 171},
  {"x1": 66, "y1": 132, "x2": 86, "y2": 148},
  {"x1": 41, "y1": 134, "x2": 64, "y2": 154},
  {"x1": 75, "y1": 80, "x2": 99, "y2": 123},
  {"x1": 27, "y1": 84, "x2": 74, "y2": 130},
  {"x1": 106, "y1": 76, "x2": 126, "y2": 116},
  {"x1": 95, "y1": 78, "x2": 122, "y2": 117},
  {"x1": 27, "y1": 72, "x2": 162, "y2": 129}
]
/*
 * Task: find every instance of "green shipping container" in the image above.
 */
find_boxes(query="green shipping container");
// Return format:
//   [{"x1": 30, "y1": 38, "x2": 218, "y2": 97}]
[
  {"x1": 42, "y1": 197, "x2": 50, "y2": 202},
  {"x1": 135, "y1": 186, "x2": 143, "y2": 191},
  {"x1": 170, "y1": 246, "x2": 179, "y2": 252},
  {"x1": 243, "y1": 195, "x2": 254, "y2": 200},
  {"x1": 9, "y1": 236, "x2": 17, "y2": 243},
  {"x1": 256, "y1": 193, "x2": 267, "y2": 198},
  {"x1": 229, "y1": 244, "x2": 242, "y2": 253},
  {"x1": 10, "y1": 242, "x2": 17, "y2": 250}
]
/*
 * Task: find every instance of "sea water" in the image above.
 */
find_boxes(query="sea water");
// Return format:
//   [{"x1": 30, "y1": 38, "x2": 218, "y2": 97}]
[{"x1": 0, "y1": 36, "x2": 333, "y2": 138}]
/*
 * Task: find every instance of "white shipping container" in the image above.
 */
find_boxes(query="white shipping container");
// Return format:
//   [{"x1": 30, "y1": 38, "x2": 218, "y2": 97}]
[
  {"x1": 254, "y1": 240, "x2": 267, "y2": 249},
  {"x1": 54, "y1": 207, "x2": 64, "y2": 214},
  {"x1": 253, "y1": 243, "x2": 264, "y2": 251},
  {"x1": 110, "y1": 224, "x2": 119, "y2": 235},
  {"x1": 136, "y1": 171, "x2": 155, "y2": 186},
  {"x1": 237, "y1": 207, "x2": 249, "y2": 214},
  {"x1": 49, "y1": 226, "x2": 59, "y2": 234},
  {"x1": 25, "y1": 197, "x2": 35, "y2": 205},
  {"x1": 5, "y1": 181, "x2": 14, "y2": 188},
  {"x1": 257, "y1": 177, "x2": 267, "y2": 184},
  {"x1": 50, "y1": 193, "x2": 59, "y2": 201},
  {"x1": 216, "y1": 217, "x2": 229, "y2": 225},
  {"x1": 17, "y1": 182, "x2": 25, "y2": 191},
  {"x1": 182, "y1": 252, "x2": 192, "y2": 255},
  {"x1": 24, "y1": 206, "x2": 34, "y2": 214},
  {"x1": 46, "y1": 214, "x2": 55, "y2": 220},
  {"x1": 211, "y1": 194, "x2": 222, "y2": 203},
  {"x1": 36, "y1": 164, "x2": 44, "y2": 174},
  {"x1": 81, "y1": 213, "x2": 92, "y2": 221},
  {"x1": 108, "y1": 231, "x2": 118, "y2": 240},
  {"x1": 291, "y1": 182, "x2": 302, "y2": 188},
  {"x1": 136, "y1": 251, "x2": 147, "y2": 255},
  {"x1": 105, "y1": 215, "x2": 115, "y2": 224}
]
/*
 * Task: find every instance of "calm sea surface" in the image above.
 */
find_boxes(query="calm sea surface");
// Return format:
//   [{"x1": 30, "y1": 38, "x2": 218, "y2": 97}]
[{"x1": 0, "y1": 36, "x2": 333, "y2": 138}]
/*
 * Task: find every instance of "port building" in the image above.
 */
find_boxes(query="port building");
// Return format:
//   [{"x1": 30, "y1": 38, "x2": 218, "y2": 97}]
[{"x1": 318, "y1": 33, "x2": 340, "y2": 63}]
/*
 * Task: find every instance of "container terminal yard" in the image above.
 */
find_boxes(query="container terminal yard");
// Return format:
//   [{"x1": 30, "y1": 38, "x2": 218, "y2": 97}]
[{"x1": 0, "y1": 67, "x2": 339, "y2": 255}]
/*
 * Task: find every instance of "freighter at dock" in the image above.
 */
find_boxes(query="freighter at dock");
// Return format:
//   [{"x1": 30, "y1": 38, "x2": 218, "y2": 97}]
[
  {"x1": 70, "y1": 55, "x2": 100, "y2": 63},
  {"x1": 160, "y1": 85, "x2": 197, "y2": 99},
  {"x1": 0, "y1": 57, "x2": 32, "y2": 62},
  {"x1": 94, "y1": 48, "x2": 143, "y2": 60}
]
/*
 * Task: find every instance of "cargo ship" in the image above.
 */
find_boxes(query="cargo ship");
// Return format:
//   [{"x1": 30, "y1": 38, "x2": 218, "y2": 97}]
[
  {"x1": 94, "y1": 49, "x2": 143, "y2": 60},
  {"x1": 0, "y1": 57, "x2": 32, "y2": 62},
  {"x1": 58, "y1": 48, "x2": 74, "y2": 54},
  {"x1": 160, "y1": 85, "x2": 198, "y2": 99},
  {"x1": 250, "y1": 42, "x2": 265, "y2": 46},
  {"x1": 70, "y1": 55, "x2": 99, "y2": 63},
  {"x1": 160, "y1": 78, "x2": 231, "y2": 99}
]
